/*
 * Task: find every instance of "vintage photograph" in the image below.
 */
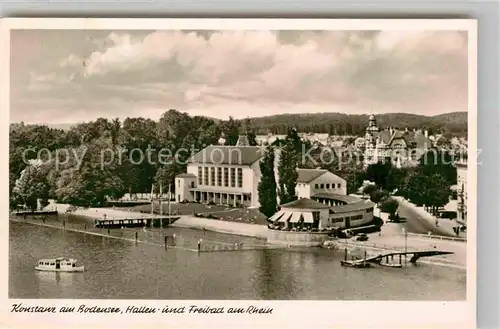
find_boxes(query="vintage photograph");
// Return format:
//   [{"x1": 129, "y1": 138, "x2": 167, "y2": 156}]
[{"x1": 6, "y1": 20, "x2": 473, "y2": 305}]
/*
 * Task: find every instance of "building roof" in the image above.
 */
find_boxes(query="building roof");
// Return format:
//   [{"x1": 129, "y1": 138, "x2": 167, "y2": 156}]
[
  {"x1": 387, "y1": 130, "x2": 407, "y2": 146},
  {"x1": 311, "y1": 192, "x2": 361, "y2": 204},
  {"x1": 329, "y1": 200, "x2": 375, "y2": 213},
  {"x1": 176, "y1": 173, "x2": 197, "y2": 178},
  {"x1": 376, "y1": 130, "x2": 392, "y2": 144},
  {"x1": 296, "y1": 168, "x2": 328, "y2": 183},
  {"x1": 280, "y1": 198, "x2": 331, "y2": 210},
  {"x1": 188, "y1": 145, "x2": 263, "y2": 165},
  {"x1": 414, "y1": 132, "x2": 432, "y2": 150}
]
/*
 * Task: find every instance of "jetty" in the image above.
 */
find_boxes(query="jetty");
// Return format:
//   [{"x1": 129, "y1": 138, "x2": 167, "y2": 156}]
[
  {"x1": 366, "y1": 250, "x2": 454, "y2": 266},
  {"x1": 94, "y1": 216, "x2": 180, "y2": 229},
  {"x1": 13, "y1": 210, "x2": 58, "y2": 216},
  {"x1": 340, "y1": 248, "x2": 454, "y2": 268}
]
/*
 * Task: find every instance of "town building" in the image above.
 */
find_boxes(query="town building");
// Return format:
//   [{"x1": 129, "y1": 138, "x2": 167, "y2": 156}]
[
  {"x1": 175, "y1": 136, "x2": 263, "y2": 208},
  {"x1": 295, "y1": 168, "x2": 347, "y2": 198},
  {"x1": 363, "y1": 114, "x2": 433, "y2": 168}
]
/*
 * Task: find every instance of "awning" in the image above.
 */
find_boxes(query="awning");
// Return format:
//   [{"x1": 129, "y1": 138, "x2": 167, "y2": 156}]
[
  {"x1": 289, "y1": 212, "x2": 302, "y2": 223},
  {"x1": 303, "y1": 212, "x2": 314, "y2": 223},
  {"x1": 278, "y1": 212, "x2": 293, "y2": 223},
  {"x1": 268, "y1": 211, "x2": 284, "y2": 222}
]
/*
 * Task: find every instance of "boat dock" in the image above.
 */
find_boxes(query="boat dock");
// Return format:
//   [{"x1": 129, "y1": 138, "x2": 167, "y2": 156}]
[
  {"x1": 340, "y1": 248, "x2": 454, "y2": 268},
  {"x1": 94, "y1": 216, "x2": 180, "y2": 229},
  {"x1": 13, "y1": 210, "x2": 58, "y2": 216}
]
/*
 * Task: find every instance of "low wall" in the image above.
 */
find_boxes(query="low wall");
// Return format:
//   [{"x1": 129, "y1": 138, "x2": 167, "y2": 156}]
[{"x1": 266, "y1": 229, "x2": 330, "y2": 247}]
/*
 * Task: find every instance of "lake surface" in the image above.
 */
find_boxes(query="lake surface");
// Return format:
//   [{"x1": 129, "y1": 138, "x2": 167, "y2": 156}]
[{"x1": 9, "y1": 217, "x2": 466, "y2": 300}]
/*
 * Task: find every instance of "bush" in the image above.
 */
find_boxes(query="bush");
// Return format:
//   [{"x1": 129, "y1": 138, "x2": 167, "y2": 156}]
[
  {"x1": 362, "y1": 184, "x2": 377, "y2": 196},
  {"x1": 380, "y1": 197, "x2": 399, "y2": 217},
  {"x1": 370, "y1": 189, "x2": 389, "y2": 204}
]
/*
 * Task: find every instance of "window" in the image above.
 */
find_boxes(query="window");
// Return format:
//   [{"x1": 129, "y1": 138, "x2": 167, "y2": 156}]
[
  {"x1": 230, "y1": 168, "x2": 236, "y2": 187},
  {"x1": 237, "y1": 168, "x2": 243, "y2": 188},
  {"x1": 217, "y1": 168, "x2": 222, "y2": 186},
  {"x1": 198, "y1": 166, "x2": 202, "y2": 185},
  {"x1": 248, "y1": 195, "x2": 251, "y2": 201},
  {"x1": 320, "y1": 184, "x2": 324, "y2": 189},
  {"x1": 366, "y1": 208, "x2": 373, "y2": 213},
  {"x1": 326, "y1": 184, "x2": 330, "y2": 189},
  {"x1": 224, "y1": 168, "x2": 229, "y2": 187},
  {"x1": 315, "y1": 184, "x2": 319, "y2": 189},
  {"x1": 191, "y1": 182, "x2": 195, "y2": 188},
  {"x1": 337, "y1": 183, "x2": 341, "y2": 188},
  {"x1": 177, "y1": 180, "x2": 180, "y2": 188},
  {"x1": 204, "y1": 167, "x2": 209, "y2": 185},
  {"x1": 210, "y1": 167, "x2": 216, "y2": 186}
]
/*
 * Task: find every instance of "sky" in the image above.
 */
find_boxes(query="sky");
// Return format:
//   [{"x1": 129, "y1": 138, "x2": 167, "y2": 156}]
[{"x1": 10, "y1": 29, "x2": 468, "y2": 124}]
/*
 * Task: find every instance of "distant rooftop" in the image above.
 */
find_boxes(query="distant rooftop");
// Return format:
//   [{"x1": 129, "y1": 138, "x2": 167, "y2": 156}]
[{"x1": 189, "y1": 145, "x2": 263, "y2": 165}]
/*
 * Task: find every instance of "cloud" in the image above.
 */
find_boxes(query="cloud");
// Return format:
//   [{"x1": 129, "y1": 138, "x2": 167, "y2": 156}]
[{"x1": 11, "y1": 29, "x2": 469, "y2": 123}]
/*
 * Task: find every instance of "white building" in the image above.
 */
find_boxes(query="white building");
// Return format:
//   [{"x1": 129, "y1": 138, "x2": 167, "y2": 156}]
[
  {"x1": 295, "y1": 168, "x2": 347, "y2": 199},
  {"x1": 175, "y1": 136, "x2": 263, "y2": 208}
]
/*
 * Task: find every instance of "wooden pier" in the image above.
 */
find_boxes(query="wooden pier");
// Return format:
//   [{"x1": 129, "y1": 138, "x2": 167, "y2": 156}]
[
  {"x1": 341, "y1": 249, "x2": 454, "y2": 268},
  {"x1": 13, "y1": 210, "x2": 58, "y2": 216},
  {"x1": 93, "y1": 216, "x2": 180, "y2": 229}
]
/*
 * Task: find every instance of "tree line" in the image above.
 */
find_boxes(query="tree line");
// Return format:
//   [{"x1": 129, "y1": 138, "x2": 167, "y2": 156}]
[{"x1": 10, "y1": 110, "x2": 257, "y2": 209}]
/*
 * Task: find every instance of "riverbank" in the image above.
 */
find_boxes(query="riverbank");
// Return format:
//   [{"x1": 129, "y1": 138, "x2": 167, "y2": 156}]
[
  {"x1": 45, "y1": 203, "x2": 268, "y2": 239},
  {"x1": 44, "y1": 203, "x2": 168, "y2": 221},
  {"x1": 171, "y1": 216, "x2": 268, "y2": 240}
]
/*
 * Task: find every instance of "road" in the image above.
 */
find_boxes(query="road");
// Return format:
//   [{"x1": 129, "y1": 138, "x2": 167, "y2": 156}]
[{"x1": 396, "y1": 200, "x2": 454, "y2": 237}]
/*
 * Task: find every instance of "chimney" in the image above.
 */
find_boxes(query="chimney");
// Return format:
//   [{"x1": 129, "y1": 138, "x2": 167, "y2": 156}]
[
  {"x1": 236, "y1": 135, "x2": 249, "y2": 146},
  {"x1": 424, "y1": 130, "x2": 428, "y2": 138},
  {"x1": 389, "y1": 127, "x2": 393, "y2": 135}
]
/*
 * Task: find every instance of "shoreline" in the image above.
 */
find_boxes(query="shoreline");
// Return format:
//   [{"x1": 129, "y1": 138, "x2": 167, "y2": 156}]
[{"x1": 41, "y1": 203, "x2": 466, "y2": 269}]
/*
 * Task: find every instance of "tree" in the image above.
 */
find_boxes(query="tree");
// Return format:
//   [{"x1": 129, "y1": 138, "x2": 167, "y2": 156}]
[
  {"x1": 419, "y1": 149, "x2": 457, "y2": 186},
  {"x1": 380, "y1": 197, "x2": 399, "y2": 220},
  {"x1": 370, "y1": 189, "x2": 389, "y2": 204},
  {"x1": 258, "y1": 146, "x2": 278, "y2": 217},
  {"x1": 12, "y1": 160, "x2": 51, "y2": 209},
  {"x1": 366, "y1": 161, "x2": 392, "y2": 190},
  {"x1": 220, "y1": 117, "x2": 241, "y2": 146},
  {"x1": 244, "y1": 118, "x2": 258, "y2": 146},
  {"x1": 277, "y1": 128, "x2": 300, "y2": 204},
  {"x1": 362, "y1": 183, "x2": 377, "y2": 197},
  {"x1": 424, "y1": 173, "x2": 452, "y2": 215}
]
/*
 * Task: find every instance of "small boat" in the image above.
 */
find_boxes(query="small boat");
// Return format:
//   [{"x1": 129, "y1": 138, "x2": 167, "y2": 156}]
[
  {"x1": 35, "y1": 258, "x2": 84, "y2": 272},
  {"x1": 340, "y1": 248, "x2": 371, "y2": 268},
  {"x1": 340, "y1": 260, "x2": 371, "y2": 268}
]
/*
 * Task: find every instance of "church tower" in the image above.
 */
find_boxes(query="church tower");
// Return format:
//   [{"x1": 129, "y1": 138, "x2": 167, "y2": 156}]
[{"x1": 365, "y1": 114, "x2": 379, "y2": 148}]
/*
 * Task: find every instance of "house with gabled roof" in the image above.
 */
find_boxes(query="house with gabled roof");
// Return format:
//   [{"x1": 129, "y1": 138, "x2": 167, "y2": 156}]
[
  {"x1": 364, "y1": 115, "x2": 433, "y2": 168},
  {"x1": 295, "y1": 168, "x2": 347, "y2": 199}
]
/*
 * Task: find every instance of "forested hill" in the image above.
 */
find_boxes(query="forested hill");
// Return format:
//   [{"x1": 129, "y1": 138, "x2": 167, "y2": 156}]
[
  {"x1": 243, "y1": 111, "x2": 468, "y2": 136},
  {"x1": 12, "y1": 111, "x2": 467, "y2": 137}
]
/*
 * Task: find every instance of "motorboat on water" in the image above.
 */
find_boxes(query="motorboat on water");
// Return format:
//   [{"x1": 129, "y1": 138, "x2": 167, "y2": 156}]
[{"x1": 34, "y1": 258, "x2": 84, "y2": 272}]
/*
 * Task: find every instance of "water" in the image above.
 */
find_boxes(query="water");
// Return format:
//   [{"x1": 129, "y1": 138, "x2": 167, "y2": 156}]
[{"x1": 9, "y1": 217, "x2": 466, "y2": 300}]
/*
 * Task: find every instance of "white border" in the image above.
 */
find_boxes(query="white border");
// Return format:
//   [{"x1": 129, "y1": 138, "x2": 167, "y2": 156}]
[{"x1": 0, "y1": 18, "x2": 478, "y2": 329}]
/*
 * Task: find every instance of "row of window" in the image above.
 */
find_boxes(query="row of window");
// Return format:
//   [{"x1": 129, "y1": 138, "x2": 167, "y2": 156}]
[
  {"x1": 197, "y1": 166, "x2": 243, "y2": 188},
  {"x1": 314, "y1": 183, "x2": 342, "y2": 189},
  {"x1": 330, "y1": 214, "x2": 364, "y2": 223}
]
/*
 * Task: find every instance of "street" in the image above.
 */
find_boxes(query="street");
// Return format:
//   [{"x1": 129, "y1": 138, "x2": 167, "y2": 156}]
[{"x1": 397, "y1": 200, "x2": 455, "y2": 237}]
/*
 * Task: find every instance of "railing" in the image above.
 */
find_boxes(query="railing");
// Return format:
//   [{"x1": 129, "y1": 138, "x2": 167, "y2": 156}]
[{"x1": 406, "y1": 232, "x2": 467, "y2": 242}]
